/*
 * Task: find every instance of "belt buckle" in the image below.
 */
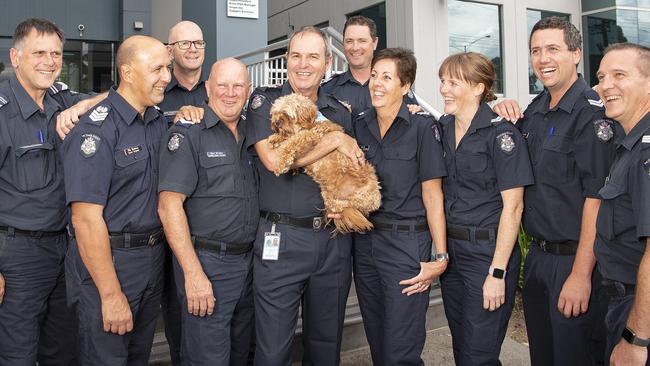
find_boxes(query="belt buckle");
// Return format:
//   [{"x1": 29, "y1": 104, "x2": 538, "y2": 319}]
[
  {"x1": 313, "y1": 217, "x2": 323, "y2": 230},
  {"x1": 148, "y1": 233, "x2": 157, "y2": 246},
  {"x1": 539, "y1": 240, "x2": 547, "y2": 252}
]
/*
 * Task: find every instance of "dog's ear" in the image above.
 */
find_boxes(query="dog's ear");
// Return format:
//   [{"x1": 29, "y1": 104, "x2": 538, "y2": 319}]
[{"x1": 274, "y1": 111, "x2": 294, "y2": 138}]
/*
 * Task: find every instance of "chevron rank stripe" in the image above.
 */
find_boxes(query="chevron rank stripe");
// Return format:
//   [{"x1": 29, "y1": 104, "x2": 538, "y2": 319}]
[
  {"x1": 89, "y1": 109, "x2": 109, "y2": 122},
  {"x1": 588, "y1": 99, "x2": 604, "y2": 107}
]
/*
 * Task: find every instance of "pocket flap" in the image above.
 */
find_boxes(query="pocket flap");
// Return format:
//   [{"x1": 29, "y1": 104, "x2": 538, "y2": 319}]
[
  {"x1": 383, "y1": 146, "x2": 416, "y2": 160},
  {"x1": 543, "y1": 135, "x2": 572, "y2": 154},
  {"x1": 15, "y1": 142, "x2": 54, "y2": 157},
  {"x1": 114, "y1": 147, "x2": 150, "y2": 167}
]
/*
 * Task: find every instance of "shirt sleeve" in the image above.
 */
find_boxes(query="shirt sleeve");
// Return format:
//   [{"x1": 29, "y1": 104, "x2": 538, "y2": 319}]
[
  {"x1": 419, "y1": 118, "x2": 447, "y2": 181},
  {"x1": 492, "y1": 123, "x2": 535, "y2": 191},
  {"x1": 633, "y1": 143, "x2": 650, "y2": 238},
  {"x1": 574, "y1": 107, "x2": 616, "y2": 198},
  {"x1": 158, "y1": 124, "x2": 199, "y2": 196},
  {"x1": 62, "y1": 123, "x2": 114, "y2": 206}
]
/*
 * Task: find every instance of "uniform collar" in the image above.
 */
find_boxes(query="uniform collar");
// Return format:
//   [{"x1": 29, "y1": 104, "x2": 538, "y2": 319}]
[
  {"x1": 280, "y1": 81, "x2": 341, "y2": 111},
  {"x1": 108, "y1": 88, "x2": 160, "y2": 125},
  {"x1": 10, "y1": 75, "x2": 60, "y2": 121},
  {"x1": 619, "y1": 112, "x2": 650, "y2": 151},
  {"x1": 165, "y1": 73, "x2": 205, "y2": 93},
  {"x1": 363, "y1": 102, "x2": 411, "y2": 126},
  {"x1": 335, "y1": 70, "x2": 365, "y2": 86},
  {"x1": 202, "y1": 102, "x2": 221, "y2": 129},
  {"x1": 533, "y1": 75, "x2": 588, "y2": 115},
  {"x1": 467, "y1": 102, "x2": 496, "y2": 134}
]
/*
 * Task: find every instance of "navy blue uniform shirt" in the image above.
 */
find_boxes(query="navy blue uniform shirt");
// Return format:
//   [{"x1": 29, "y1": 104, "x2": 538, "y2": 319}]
[
  {"x1": 158, "y1": 74, "x2": 207, "y2": 125},
  {"x1": 62, "y1": 89, "x2": 166, "y2": 233},
  {"x1": 159, "y1": 105, "x2": 259, "y2": 243},
  {"x1": 0, "y1": 77, "x2": 82, "y2": 231},
  {"x1": 518, "y1": 76, "x2": 616, "y2": 242},
  {"x1": 354, "y1": 103, "x2": 447, "y2": 220},
  {"x1": 322, "y1": 70, "x2": 420, "y2": 117},
  {"x1": 440, "y1": 103, "x2": 534, "y2": 228},
  {"x1": 245, "y1": 82, "x2": 353, "y2": 218},
  {"x1": 595, "y1": 113, "x2": 650, "y2": 284}
]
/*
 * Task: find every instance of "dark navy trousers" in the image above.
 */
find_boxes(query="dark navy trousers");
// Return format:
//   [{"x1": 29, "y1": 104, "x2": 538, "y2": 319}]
[
  {"x1": 604, "y1": 290, "x2": 650, "y2": 365},
  {"x1": 252, "y1": 218, "x2": 352, "y2": 366},
  {"x1": 66, "y1": 238, "x2": 164, "y2": 366},
  {"x1": 440, "y1": 236, "x2": 520, "y2": 366},
  {"x1": 173, "y1": 248, "x2": 254, "y2": 366},
  {"x1": 353, "y1": 228, "x2": 431, "y2": 366},
  {"x1": 522, "y1": 244, "x2": 607, "y2": 366},
  {"x1": 163, "y1": 244, "x2": 183, "y2": 365},
  {"x1": 0, "y1": 231, "x2": 78, "y2": 366}
]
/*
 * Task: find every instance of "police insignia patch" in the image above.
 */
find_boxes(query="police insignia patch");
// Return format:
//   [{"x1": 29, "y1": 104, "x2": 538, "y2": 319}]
[
  {"x1": 431, "y1": 124, "x2": 441, "y2": 142},
  {"x1": 497, "y1": 132, "x2": 515, "y2": 154},
  {"x1": 167, "y1": 133, "x2": 184, "y2": 152},
  {"x1": 250, "y1": 94, "x2": 265, "y2": 110},
  {"x1": 594, "y1": 120, "x2": 614, "y2": 142},
  {"x1": 644, "y1": 158, "x2": 650, "y2": 176},
  {"x1": 80, "y1": 134, "x2": 100, "y2": 157}
]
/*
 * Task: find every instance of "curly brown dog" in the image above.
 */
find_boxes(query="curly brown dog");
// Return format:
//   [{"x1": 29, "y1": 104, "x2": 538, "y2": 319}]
[{"x1": 268, "y1": 93, "x2": 381, "y2": 234}]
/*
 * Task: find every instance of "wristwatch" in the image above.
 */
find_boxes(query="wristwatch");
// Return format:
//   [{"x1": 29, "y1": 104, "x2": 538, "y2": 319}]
[
  {"x1": 488, "y1": 266, "x2": 506, "y2": 279},
  {"x1": 622, "y1": 327, "x2": 650, "y2": 347},
  {"x1": 432, "y1": 252, "x2": 449, "y2": 262}
]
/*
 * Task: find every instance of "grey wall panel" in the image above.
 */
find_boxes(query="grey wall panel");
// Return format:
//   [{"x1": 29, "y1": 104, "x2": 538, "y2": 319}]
[{"x1": 151, "y1": 0, "x2": 182, "y2": 42}]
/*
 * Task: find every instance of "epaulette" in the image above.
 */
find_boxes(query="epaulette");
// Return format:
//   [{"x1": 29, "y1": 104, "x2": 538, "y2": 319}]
[
  {"x1": 583, "y1": 88, "x2": 604, "y2": 109},
  {"x1": 174, "y1": 118, "x2": 194, "y2": 129},
  {"x1": 87, "y1": 105, "x2": 111, "y2": 126},
  {"x1": 0, "y1": 93, "x2": 9, "y2": 109},
  {"x1": 336, "y1": 98, "x2": 351, "y2": 113},
  {"x1": 321, "y1": 72, "x2": 343, "y2": 85},
  {"x1": 490, "y1": 116, "x2": 505, "y2": 124},
  {"x1": 240, "y1": 113, "x2": 246, "y2": 121},
  {"x1": 416, "y1": 110, "x2": 431, "y2": 116},
  {"x1": 154, "y1": 105, "x2": 161, "y2": 111},
  {"x1": 48, "y1": 81, "x2": 69, "y2": 95}
]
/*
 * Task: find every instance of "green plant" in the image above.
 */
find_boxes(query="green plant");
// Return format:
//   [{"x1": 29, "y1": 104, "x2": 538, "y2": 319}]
[{"x1": 518, "y1": 225, "x2": 532, "y2": 289}]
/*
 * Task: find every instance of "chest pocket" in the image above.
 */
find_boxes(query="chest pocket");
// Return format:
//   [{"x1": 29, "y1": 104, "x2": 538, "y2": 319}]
[
  {"x1": 114, "y1": 147, "x2": 150, "y2": 176},
  {"x1": 596, "y1": 182, "x2": 627, "y2": 241},
  {"x1": 10, "y1": 142, "x2": 56, "y2": 192},
  {"x1": 539, "y1": 135, "x2": 573, "y2": 183},
  {"x1": 200, "y1": 152, "x2": 235, "y2": 195}
]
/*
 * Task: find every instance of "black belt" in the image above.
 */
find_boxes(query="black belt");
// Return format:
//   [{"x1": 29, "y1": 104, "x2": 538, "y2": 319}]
[
  {"x1": 260, "y1": 211, "x2": 326, "y2": 230},
  {"x1": 447, "y1": 225, "x2": 493, "y2": 241},
  {"x1": 602, "y1": 279, "x2": 635, "y2": 298},
  {"x1": 193, "y1": 237, "x2": 252, "y2": 255},
  {"x1": 370, "y1": 218, "x2": 428, "y2": 232},
  {"x1": 0, "y1": 225, "x2": 65, "y2": 238},
  {"x1": 109, "y1": 229, "x2": 164, "y2": 249},
  {"x1": 532, "y1": 237, "x2": 578, "y2": 255}
]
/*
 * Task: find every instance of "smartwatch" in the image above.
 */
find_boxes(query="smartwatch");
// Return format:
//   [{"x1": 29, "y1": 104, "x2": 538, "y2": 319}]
[
  {"x1": 432, "y1": 252, "x2": 449, "y2": 262},
  {"x1": 488, "y1": 266, "x2": 506, "y2": 279},
  {"x1": 622, "y1": 327, "x2": 650, "y2": 347}
]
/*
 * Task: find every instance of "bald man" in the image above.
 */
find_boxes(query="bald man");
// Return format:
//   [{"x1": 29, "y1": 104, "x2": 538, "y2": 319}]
[
  {"x1": 61, "y1": 35, "x2": 171, "y2": 366},
  {"x1": 158, "y1": 58, "x2": 255, "y2": 366}
]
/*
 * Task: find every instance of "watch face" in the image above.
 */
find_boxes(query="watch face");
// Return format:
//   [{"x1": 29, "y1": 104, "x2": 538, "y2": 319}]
[
  {"x1": 623, "y1": 327, "x2": 650, "y2": 347},
  {"x1": 492, "y1": 268, "x2": 505, "y2": 279}
]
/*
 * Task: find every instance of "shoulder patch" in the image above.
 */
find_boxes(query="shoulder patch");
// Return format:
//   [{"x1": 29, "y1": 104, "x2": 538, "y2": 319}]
[
  {"x1": 0, "y1": 93, "x2": 9, "y2": 109},
  {"x1": 250, "y1": 94, "x2": 265, "y2": 110},
  {"x1": 167, "y1": 132, "x2": 185, "y2": 152},
  {"x1": 80, "y1": 133, "x2": 101, "y2": 158},
  {"x1": 594, "y1": 119, "x2": 614, "y2": 142},
  {"x1": 496, "y1": 131, "x2": 516, "y2": 154},
  {"x1": 88, "y1": 105, "x2": 110, "y2": 124}
]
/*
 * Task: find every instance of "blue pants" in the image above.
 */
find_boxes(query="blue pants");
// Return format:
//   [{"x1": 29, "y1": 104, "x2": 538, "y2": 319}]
[
  {"x1": 353, "y1": 228, "x2": 431, "y2": 366},
  {"x1": 0, "y1": 231, "x2": 78, "y2": 366},
  {"x1": 604, "y1": 290, "x2": 650, "y2": 365},
  {"x1": 440, "y1": 236, "x2": 520, "y2": 366},
  {"x1": 66, "y1": 238, "x2": 164, "y2": 366},
  {"x1": 522, "y1": 245, "x2": 607, "y2": 366},
  {"x1": 173, "y1": 248, "x2": 254, "y2": 366},
  {"x1": 163, "y1": 244, "x2": 183, "y2": 365},
  {"x1": 253, "y1": 218, "x2": 352, "y2": 366}
]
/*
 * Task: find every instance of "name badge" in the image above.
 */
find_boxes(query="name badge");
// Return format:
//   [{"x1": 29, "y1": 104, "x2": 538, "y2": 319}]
[
  {"x1": 262, "y1": 223, "x2": 281, "y2": 261},
  {"x1": 124, "y1": 145, "x2": 142, "y2": 156},
  {"x1": 207, "y1": 151, "x2": 227, "y2": 158}
]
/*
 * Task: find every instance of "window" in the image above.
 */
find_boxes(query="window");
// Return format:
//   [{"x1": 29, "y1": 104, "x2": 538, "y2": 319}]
[
  {"x1": 0, "y1": 38, "x2": 13, "y2": 83},
  {"x1": 526, "y1": 10, "x2": 570, "y2": 94},
  {"x1": 448, "y1": 0, "x2": 503, "y2": 93},
  {"x1": 61, "y1": 41, "x2": 115, "y2": 94}
]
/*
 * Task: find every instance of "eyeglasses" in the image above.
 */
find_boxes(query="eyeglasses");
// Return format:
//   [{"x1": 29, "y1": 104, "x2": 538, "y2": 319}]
[{"x1": 168, "y1": 40, "x2": 206, "y2": 50}]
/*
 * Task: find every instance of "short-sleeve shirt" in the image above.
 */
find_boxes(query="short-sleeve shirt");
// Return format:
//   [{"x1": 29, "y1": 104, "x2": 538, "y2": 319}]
[
  {"x1": 158, "y1": 74, "x2": 208, "y2": 125},
  {"x1": 245, "y1": 82, "x2": 353, "y2": 218},
  {"x1": 0, "y1": 77, "x2": 82, "y2": 231},
  {"x1": 321, "y1": 70, "x2": 419, "y2": 116},
  {"x1": 440, "y1": 103, "x2": 534, "y2": 228},
  {"x1": 517, "y1": 76, "x2": 616, "y2": 242},
  {"x1": 158, "y1": 105, "x2": 259, "y2": 243},
  {"x1": 62, "y1": 88, "x2": 167, "y2": 233},
  {"x1": 595, "y1": 113, "x2": 650, "y2": 284},
  {"x1": 353, "y1": 104, "x2": 447, "y2": 220}
]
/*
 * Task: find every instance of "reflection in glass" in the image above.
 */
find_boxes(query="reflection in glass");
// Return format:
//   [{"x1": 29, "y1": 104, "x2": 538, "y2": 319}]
[
  {"x1": 448, "y1": 0, "x2": 503, "y2": 93},
  {"x1": 526, "y1": 10, "x2": 570, "y2": 94},
  {"x1": 0, "y1": 38, "x2": 14, "y2": 83},
  {"x1": 61, "y1": 41, "x2": 115, "y2": 93}
]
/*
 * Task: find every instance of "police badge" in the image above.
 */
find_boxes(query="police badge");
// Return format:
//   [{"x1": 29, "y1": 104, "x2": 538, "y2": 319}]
[
  {"x1": 496, "y1": 132, "x2": 515, "y2": 154},
  {"x1": 80, "y1": 134, "x2": 101, "y2": 157},
  {"x1": 594, "y1": 120, "x2": 614, "y2": 142},
  {"x1": 250, "y1": 94, "x2": 265, "y2": 110},
  {"x1": 167, "y1": 133, "x2": 184, "y2": 152}
]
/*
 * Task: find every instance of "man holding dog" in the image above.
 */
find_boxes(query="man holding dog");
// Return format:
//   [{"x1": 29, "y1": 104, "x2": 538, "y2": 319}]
[{"x1": 245, "y1": 26, "x2": 363, "y2": 365}]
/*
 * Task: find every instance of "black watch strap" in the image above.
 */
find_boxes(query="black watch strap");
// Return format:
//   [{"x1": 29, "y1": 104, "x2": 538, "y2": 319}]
[{"x1": 622, "y1": 327, "x2": 650, "y2": 347}]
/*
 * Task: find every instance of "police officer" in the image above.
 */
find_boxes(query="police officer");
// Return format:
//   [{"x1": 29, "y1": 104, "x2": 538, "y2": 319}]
[
  {"x1": 61, "y1": 35, "x2": 171, "y2": 365},
  {"x1": 494, "y1": 17, "x2": 614, "y2": 365},
  {"x1": 158, "y1": 58, "x2": 256, "y2": 366},
  {"x1": 436, "y1": 52, "x2": 534, "y2": 365},
  {"x1": 159, "y1": 21, "x2": 208, "y2": 126},
  {"x1": 351, "y1": 48, "x2": 447, "y2": 366},
  {"x1": 0, "y1": 18, "x2": 103, "y2": 366},
  {"x1": 246, "y1": 26, "x2": 361, "y2": 365},
  {"x1": 594, "y1": 43, "x2": 650, "y2": 366}
]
